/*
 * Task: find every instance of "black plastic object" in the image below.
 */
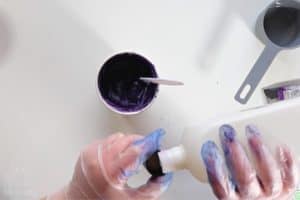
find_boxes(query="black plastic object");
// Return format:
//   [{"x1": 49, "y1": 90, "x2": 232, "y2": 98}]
[
  {"x1": 144, "y1": 150, "x2": 165, "y2": 177},
  {"x1": 264, "y1": 88, "x2": 278, "y2": 100}
]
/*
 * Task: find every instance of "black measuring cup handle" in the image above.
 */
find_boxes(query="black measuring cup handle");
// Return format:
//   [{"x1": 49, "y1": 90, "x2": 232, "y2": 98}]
[{"x1": 235, "y1": 44, "x2": 280, "y2": 104}]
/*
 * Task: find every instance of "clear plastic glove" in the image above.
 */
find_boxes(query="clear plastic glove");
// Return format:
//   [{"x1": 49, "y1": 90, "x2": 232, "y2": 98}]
[
  {"x1": 201, "y1": 124, "x2": 299, "y2": 200},
  {"x1": 47, "y1": 129, "x2": 173, "y2": 200}
]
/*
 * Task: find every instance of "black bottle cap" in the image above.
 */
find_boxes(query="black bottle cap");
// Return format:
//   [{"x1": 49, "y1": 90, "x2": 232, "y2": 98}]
[
  {"x1": 264, "y1": 88, "x2": 278, "y2": 99},
  {"x1": 144, "y1": 150, "x2": 165, "y2": 177}
]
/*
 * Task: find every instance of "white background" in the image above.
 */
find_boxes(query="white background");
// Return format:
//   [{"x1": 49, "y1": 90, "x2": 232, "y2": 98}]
[{"x1": 1, "y1": 0, "x2": 300, "y2": 199}]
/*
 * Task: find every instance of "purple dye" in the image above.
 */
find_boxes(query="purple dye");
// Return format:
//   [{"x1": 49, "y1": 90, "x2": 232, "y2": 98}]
[
  {"x1": 98, "y1": 53, "x2": 158, "y2": 112},
  {"x1": 277, "y1": 87, "x2": 285, "y2": 100}
]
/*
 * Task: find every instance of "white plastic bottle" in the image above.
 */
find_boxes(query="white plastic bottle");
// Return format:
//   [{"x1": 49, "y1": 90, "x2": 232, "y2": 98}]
[{"x1": 158, "y1": 97, "x2": 300, "y2": 182}]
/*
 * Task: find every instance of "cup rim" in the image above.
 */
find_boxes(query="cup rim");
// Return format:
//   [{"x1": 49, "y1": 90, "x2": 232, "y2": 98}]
[
  {"x1": 260, "y1": 0, "x2": 300, "y2": 49},
  {"x1": 96, "y1": 52, "x2": 159, "y2": 115}
]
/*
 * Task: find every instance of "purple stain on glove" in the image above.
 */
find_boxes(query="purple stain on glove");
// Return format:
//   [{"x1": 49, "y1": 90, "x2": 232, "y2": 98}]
[
  {"x1": 245, "y1": 124, "x2": 262, "y2": 160},
  {"x1": 219, "y1": 125, "x2": 240, "y2": 185},
  {"x1": 133, "y1": 129, "x2": 165, "y2": 164},
  {"x1": 220, "y1": 125, "x2": 236, "y2": 142},
  {"x1": 201, "y1": 141, "x2": 225, "y2": 182},
  {"x1": 121, "y1": 129, "x2": 165, "y2": 179},
  {"x1": 201, "y1": 140, "x2": 235, "y2": 198},
  {"x1": 246, "y1": 124, "x2": 260, "y2": 138},
  {"x1": 219, "y1": 124, "x2": 236, "y2": 157}
]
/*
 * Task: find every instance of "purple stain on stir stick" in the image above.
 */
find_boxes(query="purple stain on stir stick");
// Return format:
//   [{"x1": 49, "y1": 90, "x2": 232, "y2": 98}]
[{"x1": 98, "y1": 53, "x2": 158, "y2": 113}]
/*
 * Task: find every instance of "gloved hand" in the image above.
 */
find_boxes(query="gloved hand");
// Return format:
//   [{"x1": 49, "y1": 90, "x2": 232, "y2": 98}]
[
  {"x1": 47, "y1": 129, "x2": 173, "y2": 200},
  {"x1": 201, "y1": 124, "x2": 299, "y2": 200}
]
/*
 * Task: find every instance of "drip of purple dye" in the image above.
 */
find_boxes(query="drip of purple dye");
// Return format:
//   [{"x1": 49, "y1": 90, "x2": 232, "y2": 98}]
[{"x1": 98, "y1": 53, "x2": 158, "y2": 112}]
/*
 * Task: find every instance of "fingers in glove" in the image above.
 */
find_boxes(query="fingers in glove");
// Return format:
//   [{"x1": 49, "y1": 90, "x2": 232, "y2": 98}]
[
  {"x1": 106, "y1": 133, "x2": 125, "y2": 146},
  {"x1": 246, "y1": 125, "x2": 282, "y2": 196},
  {"x1": 104, "y1": 135, "x2": 142, "y2": 185},
  {"x1": 100, "y1": 129, "x2": 165, "y2": 187},
  {"x1": 201, "y1": 140, "x2": 234, "y2": 199},
  {"x1": 80, "y1": 140, "x2": 107, "y2": 198},
  {"x1": 105, "y1": 134, "x2": 142, "y2": 159},
  {"x1": 118, "y1": 129, "x2": 165, "y2": 182},
  {"x1": 219, "y1": 125, "x2": 261, "y2": 198},
  {"x1": 276, "y1": 145, "x2": 299, "y2": 191},
  {"x1": 116, "y1": 129, "x2": 172, "y2": 199}
]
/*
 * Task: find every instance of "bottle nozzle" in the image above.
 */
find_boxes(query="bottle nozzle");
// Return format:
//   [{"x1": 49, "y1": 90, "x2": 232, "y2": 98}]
[{"x1": 158, "y1": 145, "x2": 186, "y2": 173}]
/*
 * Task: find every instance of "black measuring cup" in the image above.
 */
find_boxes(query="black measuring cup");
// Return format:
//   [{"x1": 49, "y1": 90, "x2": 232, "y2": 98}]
[{"x1": 235, "y1": 0, "x2": 300, "y2": 104}]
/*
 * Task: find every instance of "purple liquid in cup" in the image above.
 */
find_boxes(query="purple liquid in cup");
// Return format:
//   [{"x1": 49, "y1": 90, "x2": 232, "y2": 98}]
[{"x1": 98, "y1": 53, "x2": 158, "y2": 114}]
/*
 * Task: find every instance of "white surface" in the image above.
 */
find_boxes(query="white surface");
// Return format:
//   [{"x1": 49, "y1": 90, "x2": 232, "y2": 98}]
[{"x1": 1, "y1": 0, "x2": 300, "y2": 199}]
